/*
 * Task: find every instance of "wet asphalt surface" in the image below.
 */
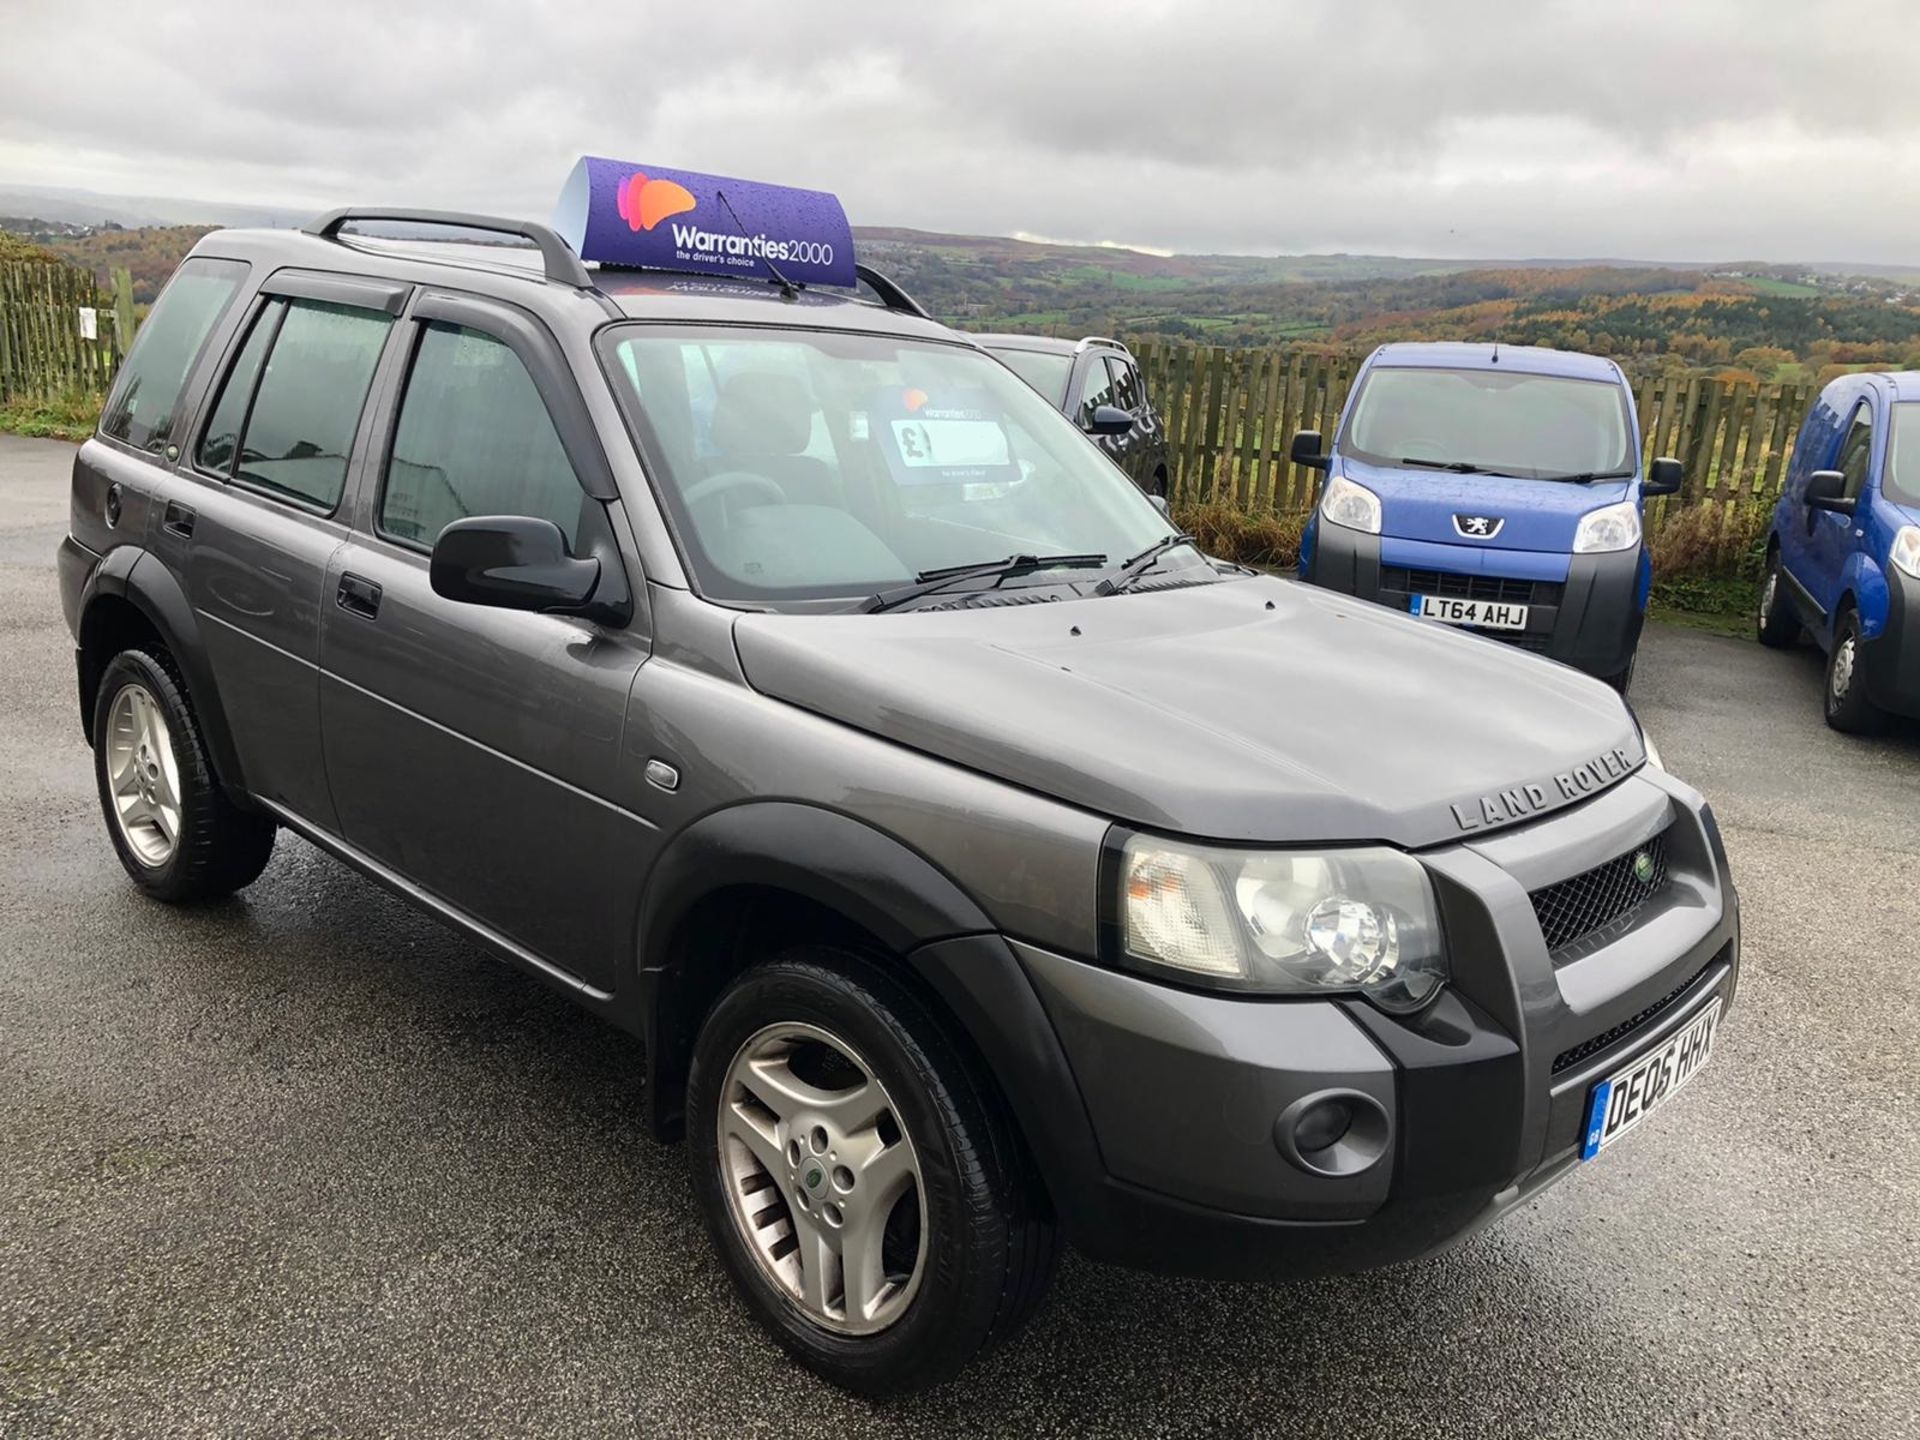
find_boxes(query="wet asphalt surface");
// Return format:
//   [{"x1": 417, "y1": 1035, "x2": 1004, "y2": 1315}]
[{"x1": 1, "y1": 432, "x2": 1916, "y2": 1437}]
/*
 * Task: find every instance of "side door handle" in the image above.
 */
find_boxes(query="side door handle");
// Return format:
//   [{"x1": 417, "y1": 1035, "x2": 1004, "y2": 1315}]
[
  {"x1": 162, "y1": 501, "x2": 195, "y2": 539},
  {"x1": 336, "y1": 572, "x2": 382, "y2": 620}
]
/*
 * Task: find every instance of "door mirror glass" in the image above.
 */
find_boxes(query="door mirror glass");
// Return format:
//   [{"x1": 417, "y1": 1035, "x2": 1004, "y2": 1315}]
[
  {"x1": 1085, "y1": 403, "x2": 1133, "y2": 437},
  {"x1": 1806, "y1": 468, "x2": 1855, "y2": 514},
  {"x1": 1290, "y1": 429, "x2": 1330, "y2": 471},
  {"x1": 1645, "y1": 456, "x2": 1683, "y2": 496},
  {"x1": 429, "y1": 516, "x2": 600, "y2": 613}
]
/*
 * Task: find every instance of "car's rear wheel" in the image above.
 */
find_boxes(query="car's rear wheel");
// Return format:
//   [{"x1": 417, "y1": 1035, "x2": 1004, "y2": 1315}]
[
  {"x1": 1823, "y1": 607, "x2": 1888, "y2": 735},
  {"x1": 686, "y1": 948, "x2": 1055, "y2": 1395},
  {"x1": 92, "y1": 649, "x2": 276, "y2": 901},
  {"x1": 1756, "y1": 548, "x2": 1802, "y2": 648}
]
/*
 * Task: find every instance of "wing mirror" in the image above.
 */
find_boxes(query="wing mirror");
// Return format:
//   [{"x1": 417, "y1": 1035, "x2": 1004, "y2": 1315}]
[
  {"x1": 1805, "y1": 469, "x2": 1855, "y2": 515},
  {"x1": 430, "y1": 515, "x2": 602, "y2": 615},
  {"x1": 1644, "y1": 456, "x2": 1683, "y2": 497},
  {"x1": 1084, "y1": 404, "x2": 1133, "y2": 437},
  {"x1": 1290, "y1": 429, "x2": 1331, "y2": 471}
]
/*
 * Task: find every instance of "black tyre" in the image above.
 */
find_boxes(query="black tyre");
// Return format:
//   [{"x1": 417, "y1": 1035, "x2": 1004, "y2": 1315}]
[
  {"x1": 1756, "y1": 547, "x2": 1802, "y2": 649},
  {"x1": 1823, "y1": 608, "x2": 1888, "y2": 736},
  {"x1": 686, "y1": 947, "x2": 1056, "y2": 1396},
  {"x1": 1604, "y1": 652, "x2": 1637, "y2": 695},
  {"x1": 92, "y1": 649, "x2": 276, "y2": 902}
]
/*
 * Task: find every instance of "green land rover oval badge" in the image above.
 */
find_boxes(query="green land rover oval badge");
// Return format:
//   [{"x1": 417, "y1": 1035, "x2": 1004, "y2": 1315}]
[{"x1": 1633, "y1": 850, "x2": 1657, "y2": 885}]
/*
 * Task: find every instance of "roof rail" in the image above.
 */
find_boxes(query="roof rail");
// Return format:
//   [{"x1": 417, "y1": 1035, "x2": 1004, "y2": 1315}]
[
  {"x1": 301, "y1": 207, "x2": 594, "y2": 289},
  {"x1": 1074, "y1": 335, "x2": 1130, "y2": 355},
  {"x1": 855, "y1": 263, "x2": 930, "y2": 319}
]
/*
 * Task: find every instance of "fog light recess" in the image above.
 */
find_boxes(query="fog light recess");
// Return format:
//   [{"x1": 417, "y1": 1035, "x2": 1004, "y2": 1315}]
[{"x1": 1273, "y1": 1089, "x2": 1390, "y2": 1178}]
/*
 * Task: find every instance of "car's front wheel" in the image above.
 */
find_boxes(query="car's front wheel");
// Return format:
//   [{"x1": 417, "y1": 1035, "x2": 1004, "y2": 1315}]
[
  {"x1": 91, "y1": 649, "x2": 276, "y2": 901},
  {"x1": 1824, "y1": 608, "x2": 1888, "y2": 735},
  {"x1": 686, "y1": 948, "x2": 1055, "y2": 1395},
  {"x1": 1756, "y1": 548, "x2": 1802, "y2": 648}
]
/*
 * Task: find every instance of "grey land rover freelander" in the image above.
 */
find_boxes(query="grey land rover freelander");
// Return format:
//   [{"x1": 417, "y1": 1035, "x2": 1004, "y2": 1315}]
[{"x1": 56, "y1": 168, "x2": 1739, "y2": 1396}]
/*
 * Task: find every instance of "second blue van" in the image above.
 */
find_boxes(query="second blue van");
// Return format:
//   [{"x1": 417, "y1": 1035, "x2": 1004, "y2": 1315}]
[
  {"x1": 1295, "y1": 342, "x2": 1680, "y2": 691},
  {"x1": 1758, "y1": 371, "x2": 1920, "y2": 733}
]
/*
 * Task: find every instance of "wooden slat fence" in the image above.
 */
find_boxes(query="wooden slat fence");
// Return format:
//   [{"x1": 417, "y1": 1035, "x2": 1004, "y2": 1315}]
[
  {"x1": 1130, "y1": 338, "x2": 1816, "y2": 518},
  {"x1": 0, "y1": 259, "x2": 123, "y2": 401}
]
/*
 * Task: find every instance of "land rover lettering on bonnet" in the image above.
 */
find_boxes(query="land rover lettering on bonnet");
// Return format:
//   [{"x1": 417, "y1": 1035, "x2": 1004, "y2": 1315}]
[
  {"x1": 56, "y1": 157, "x2": 1739, "y2": 1395},
  {"x1": 1450, "y1": 744, "x2": 1640, "y2": 831}
]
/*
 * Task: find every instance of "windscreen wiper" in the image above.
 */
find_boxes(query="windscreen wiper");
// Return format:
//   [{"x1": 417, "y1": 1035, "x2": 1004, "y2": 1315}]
[
  {"x1": 1538, "y1": 467, "x2": 1637, "y2": 484},
  {"x1": 1097, "y1": 532, "x2": 1198, "y2": 595},
  {"x1": 1399, "y1": 457, "x2": 1490, "y2": 473},
  {"x1": 862, "y1": 553, "x2": 1108, "y2": 614}
]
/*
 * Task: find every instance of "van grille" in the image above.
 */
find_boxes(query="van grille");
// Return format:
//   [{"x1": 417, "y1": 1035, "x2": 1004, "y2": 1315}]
[
  {"x1": 1381, "y1": 567, "x2": 1562, "y2": 607},
  {"x1": 1530, "y1": 832, "x2": 1670, "y2": 954}
]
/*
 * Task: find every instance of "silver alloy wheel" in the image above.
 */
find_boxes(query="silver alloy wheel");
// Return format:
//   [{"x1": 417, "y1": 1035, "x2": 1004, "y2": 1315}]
[
  {"x1": 1760, "y1": 568, "x2": 1778, "y2": 624},
  {"x1": 1832, "y1": 632, "x2": 1856, "y2": 702},
  {"x1": 105, "y1": 682, "x2": 182, "y2": 867},
  {"x1": 716, "y1": 1021, "x2": 927, "y2": 1335}
]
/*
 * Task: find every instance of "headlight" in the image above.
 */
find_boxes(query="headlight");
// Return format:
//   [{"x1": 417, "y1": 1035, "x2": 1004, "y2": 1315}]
[
  {"x1": 1117, "y1": 835, "x2": 1447, "y2": 1010},
  {"x1": 1892, "y1": 526, "x2": 1920, "y2": 581},
  {"x1": 1573, "y1": 499, "x2": 1642, "y2": 553},
  {"x1": 1320, "y1": 474, "x2": 1382, "y2": 535}
]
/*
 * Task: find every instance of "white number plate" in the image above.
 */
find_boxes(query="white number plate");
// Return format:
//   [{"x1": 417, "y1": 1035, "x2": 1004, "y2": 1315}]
[
  {"x1": 1412, "y1": 594, "x2": 1529, "y2": 631},
  {"x1": 1581, "y1": 999, "x2": 1721, "y2": 1161}
]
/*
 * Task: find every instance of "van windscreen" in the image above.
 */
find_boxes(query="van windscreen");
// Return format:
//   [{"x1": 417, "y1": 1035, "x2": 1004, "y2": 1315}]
[{"x1": 1341, "y1": 367, "x2": 1634, "y2": 481}]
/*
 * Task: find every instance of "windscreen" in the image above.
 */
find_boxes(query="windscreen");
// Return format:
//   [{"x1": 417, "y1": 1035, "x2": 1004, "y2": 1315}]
[
  {"x1": 1342, "y1": 366, "x2": 1635, "y2": 480},
  {"x1": 985, "y1": 347, "x2": 1072, "y2": 407},
  {"x1": 603, "y1": 326, "x2": 1171, "y2": 605},
  {"x1": 1886, "y1": 403, "x2": 1920, "y2": 509}
]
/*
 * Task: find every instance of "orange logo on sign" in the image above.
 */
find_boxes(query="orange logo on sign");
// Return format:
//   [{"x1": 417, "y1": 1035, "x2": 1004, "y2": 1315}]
[{"x1": 617, "y1": 172, "x2": 697, "y2": 233}]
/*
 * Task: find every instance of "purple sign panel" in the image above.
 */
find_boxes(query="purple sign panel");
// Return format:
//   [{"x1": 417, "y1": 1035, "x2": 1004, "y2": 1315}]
[{"x1": 553, "y1": 156, "x2": 857, "y2": 289}]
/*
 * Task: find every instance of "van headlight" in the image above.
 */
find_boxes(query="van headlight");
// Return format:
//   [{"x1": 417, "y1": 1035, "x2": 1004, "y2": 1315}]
[
  {"x1": 1892, "y1": 526, "x2": 1920, "y2": 580},
  {"x1": 1320, "y1": 474, "x2": 1383, "y2": 535},
  {"x1": 1573, "y1": 499, "x2": 1642, "y2": 554},
  {"x1": 1116, "y1": 835, "x2": 1447, "y2": 1011}
]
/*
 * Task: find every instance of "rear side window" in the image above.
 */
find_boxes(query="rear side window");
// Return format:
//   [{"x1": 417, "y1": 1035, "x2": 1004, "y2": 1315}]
[
  {"x1": 196, "y1": 297, "x2": 392, "y2": 510},
  {"x1": 99, "y1": 257, "x2": 247, "y2": 452},
  {"x1": 379, "y1": 323, "x2": 588, "y2": 549}
]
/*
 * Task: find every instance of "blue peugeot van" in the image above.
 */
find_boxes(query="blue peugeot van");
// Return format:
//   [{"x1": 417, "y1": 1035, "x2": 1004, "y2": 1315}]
[
  {"x1": 1758, "y1": 372, "x2": 1920, "y2": 732},
  {"x1": 1295, "y1": 342, "x2": 1681, "y2": 691}
]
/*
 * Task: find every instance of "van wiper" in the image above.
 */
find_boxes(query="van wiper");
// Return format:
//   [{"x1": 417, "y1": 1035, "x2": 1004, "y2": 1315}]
[
  {"x1": 1538, "y1": 467, "x2": 1636, "y2": 484},
  {"x1": 1097, "y1": 533, "x2": 1198, "y2": 595},
  {"x1": 862, "y1": 553, "x2": 1107, "y2": 613},
  {"x1": 1399, "y1": 457, "x2": 1493, "y2": 474}
]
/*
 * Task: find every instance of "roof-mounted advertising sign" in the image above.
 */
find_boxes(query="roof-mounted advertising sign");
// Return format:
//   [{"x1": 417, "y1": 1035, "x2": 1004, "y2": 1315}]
[{"x1": 553, "y1": 156, "x2": 857, "y2": 289}]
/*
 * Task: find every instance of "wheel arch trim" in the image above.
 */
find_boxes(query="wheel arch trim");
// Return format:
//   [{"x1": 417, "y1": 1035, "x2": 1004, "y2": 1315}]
[
  {"x1": 632, "y1": 802, "x2": 997, "y2": 1136},
  {"x1": 78, "y1": 546, "x2": 249, "y2": 800}
]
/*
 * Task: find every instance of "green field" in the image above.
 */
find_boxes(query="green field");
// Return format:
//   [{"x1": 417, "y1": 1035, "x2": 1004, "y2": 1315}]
[{"x1": 1742, "y1": 277, "x2": 1823, "y2": 298}]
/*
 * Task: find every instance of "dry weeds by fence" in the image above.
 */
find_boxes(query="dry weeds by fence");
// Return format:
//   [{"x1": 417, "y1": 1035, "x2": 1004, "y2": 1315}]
[{"x1": 1131, "y1": 340, "x2": 1807, "y2": 575}]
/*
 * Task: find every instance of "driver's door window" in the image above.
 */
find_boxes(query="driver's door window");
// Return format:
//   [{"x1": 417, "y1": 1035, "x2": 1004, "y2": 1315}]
[
  {"x1": 1075, "y1": 356, "x2": 1116, "y2": 425},
  {"x1": 1835, "y1": 404, "x2": 1874, "y2": 502},
  {"x1": 379, "y1": 322, "x2": 587, "y2": 549}
]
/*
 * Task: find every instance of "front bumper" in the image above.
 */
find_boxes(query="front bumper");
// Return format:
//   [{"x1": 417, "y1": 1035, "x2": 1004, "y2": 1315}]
[
  {"x1": 1304, "y1": 521, "x2": 1645, "y2": 680},
  {"x1": 916, "y1": 769, "x2": 1739, "y2": 1281},
  {"x1": 1860, "y1": 566, "x2": 1920, "y2": 718}
]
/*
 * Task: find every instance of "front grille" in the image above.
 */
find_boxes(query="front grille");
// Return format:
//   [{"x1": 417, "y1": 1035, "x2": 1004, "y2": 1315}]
[
  {"x1": 1551, "y1": 960, "x2": 1713, "y2": 1075},
  {"x1": 1530, "y1": 832, "x2": 1670, "y2": 954},
  {"x1": 1381, "y1": 566, "x2": 1562, "y2": 608}
]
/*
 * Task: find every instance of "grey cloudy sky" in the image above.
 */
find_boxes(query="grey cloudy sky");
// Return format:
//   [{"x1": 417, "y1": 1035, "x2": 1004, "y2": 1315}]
[{"x1": 5, "y1": 0, "x2": 1919, "y2": 263}]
